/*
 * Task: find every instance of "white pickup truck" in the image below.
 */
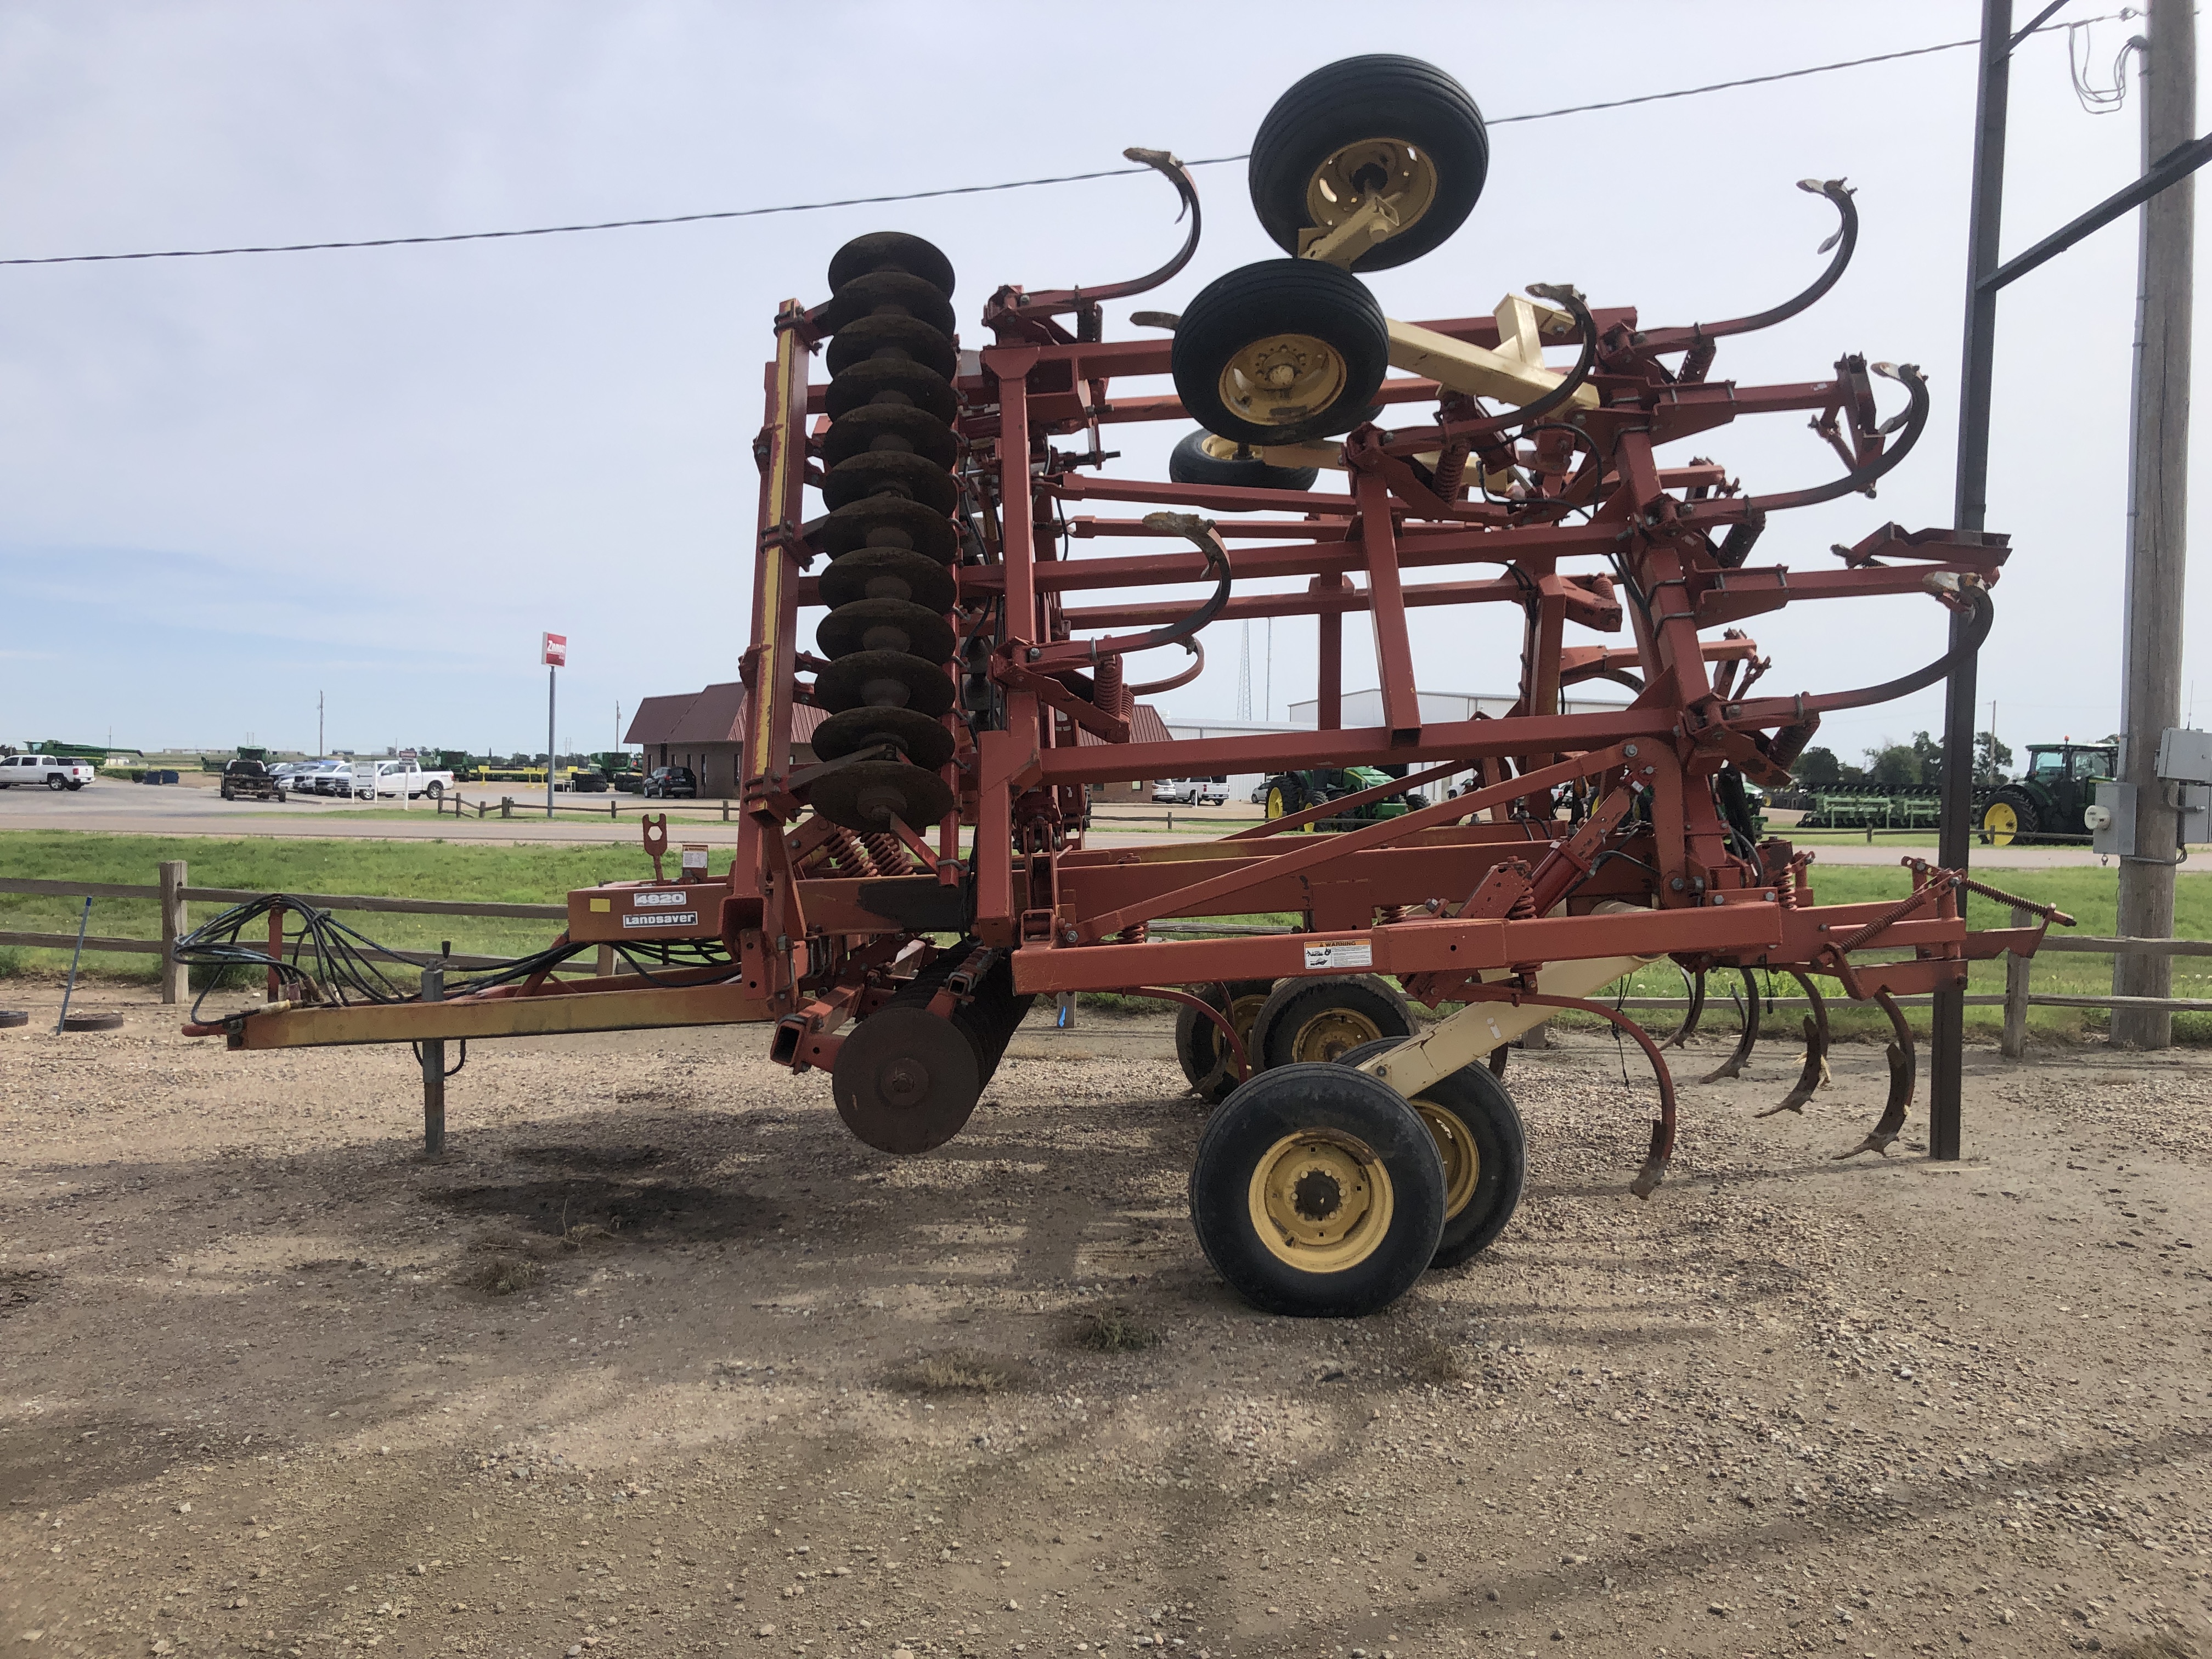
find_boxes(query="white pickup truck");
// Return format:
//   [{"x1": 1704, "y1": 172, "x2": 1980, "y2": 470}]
[
  {"x1": 348, "y1": 760, "x2": 455, "y2": 800},
  {"x1": 0, "y1": 754, "x2": 95, "y2": 790}
]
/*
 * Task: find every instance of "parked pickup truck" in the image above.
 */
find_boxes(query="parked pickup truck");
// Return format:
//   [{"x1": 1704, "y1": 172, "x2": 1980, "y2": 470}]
[
  {"x1": 348, "y1": 760, "x2": 455, "y2": 800},
  {"x1": 0, "y1": 754, "x2": 95, "y2": 790},
  {"x1": 1151, "y1": 777, "x2": 1228, "y2": 806},
  {"x1": 219, "y1": 758, "x2": 288, "y2": 802}
]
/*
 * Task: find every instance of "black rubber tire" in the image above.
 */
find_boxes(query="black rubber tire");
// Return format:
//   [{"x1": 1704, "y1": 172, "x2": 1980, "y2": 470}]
[
  {"x1": 810, "y1": 705, "x2": 956, "y2": 771},
  {"x1": 819, "y1": 269, "x2": 958, "y2": 337},
  {"x1": 821, "y1": 451, "x2": 958, "y2": 517},
  {"x1": 827, "y1": 230, "x2": 956, "y2": 299},
  {"x1": 1263, "y1": 775, "x2": 1306, "y2": 824},
  {"x1": 824, "y1": 357, "x2": 960, "y2": 425},
  {"x1": 1167, "y1": 429, "x2": 1321, "y2": 493},
  {"x1": 1249, "y1": 54, "x2": 1488, "y2": 272},
  {"x1": 817, "y1": 598, "x2": 956, "y2": 665},
  {"x1": 46, "y1": 773, "x2": 66, "y2": 791},
  {"x1": 819, "y1": 546, "x2": 957, "y2": 613},
  {"x1": 821, "y1": 404, "x2": 959, "y2": 471},
  {"x1": 1173, "y1": 979, "x2": 1277, "y2": 1104},
  {"x1": 1190, "y1": 1063, "x2": 1446, "y2": 1318},
  {"x1": 824, "y1": 314, "x2": 958, "y2": 381},
  {"x1": 813, "y1": 648, "x2": 956, "y2": 718},
  {"x1": 1251, "y1": 973, "x2": 1415, "y2": 1069},
  {"x1": 220, "y1": 786, "x2": 235, "y2": 800},
  {"x1": 1334, "y1": 1039, "x2": 1525, "y2": 1269},
  {"x1": 1981, "y1": 786, "x2": 2041, "y2": 842},
  {"x1": 1171, "y1": 259, "x2": 1387, "y2": 445}
]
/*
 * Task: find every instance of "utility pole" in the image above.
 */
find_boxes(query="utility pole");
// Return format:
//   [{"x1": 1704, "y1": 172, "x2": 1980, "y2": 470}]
[
  {"x1": 1933, "y1": 0, "x2": 2017, "y2": 1162},
  {"x1": 317, "y1": 691, "x2": 324, "y2": 758},
  {"x1": 1931, "y1": 0, "x2": 2212, "y2": 1142},
  {"x1": 2114, "y1": 0, "x2": 2196, "y2": 1047}
]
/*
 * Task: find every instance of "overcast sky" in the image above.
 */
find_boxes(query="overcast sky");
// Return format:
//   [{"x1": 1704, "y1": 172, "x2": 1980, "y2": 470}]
[{"x1": 0, "y1": 1, "x2": 2199, "y2": 766}]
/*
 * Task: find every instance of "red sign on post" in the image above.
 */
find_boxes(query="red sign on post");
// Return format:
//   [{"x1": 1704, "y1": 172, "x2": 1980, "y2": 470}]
[{"x1": 541, "y1": 633, "x2": 568, "y2": 668}]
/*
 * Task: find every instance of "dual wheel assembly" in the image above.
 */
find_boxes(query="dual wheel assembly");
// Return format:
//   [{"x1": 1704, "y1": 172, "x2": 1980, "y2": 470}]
[
  {"x1": 1172, "y1": 975, "x2": 1524, "y2": 1315},
  {"x1": 1169, "y1": 54, "x2": 1490, "y2": 456},
  {"x1": 808, "y1": 231, "x2": 964, "y2": 835},
  {"x1": 1189, "y1": 1040, "x2": 1526, "y2": 1318}
]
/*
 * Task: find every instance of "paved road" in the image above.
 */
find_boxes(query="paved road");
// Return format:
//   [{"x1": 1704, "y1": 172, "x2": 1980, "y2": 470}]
[{"x1": 0, "y1": 782, "x2": 2170, "y2": 866}]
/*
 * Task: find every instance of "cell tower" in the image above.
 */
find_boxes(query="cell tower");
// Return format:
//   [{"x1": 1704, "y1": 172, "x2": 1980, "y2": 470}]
[{"x1": 1236, "y1": 622, "x2": 1254, "y2": 720}]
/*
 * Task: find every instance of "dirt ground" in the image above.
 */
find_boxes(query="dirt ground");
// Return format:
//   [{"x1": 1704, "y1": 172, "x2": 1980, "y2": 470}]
[{"x1": 3, "y1": 984, "x2": 2209, "y2": 1659}]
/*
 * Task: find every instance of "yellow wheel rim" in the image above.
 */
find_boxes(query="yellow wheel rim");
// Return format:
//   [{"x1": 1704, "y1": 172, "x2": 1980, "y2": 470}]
[
  {"x1": 1982, "y1": 800, "x2": 2019, "y2": 847},
  {"x1": 1217, "y1": 333, "x2": 1348, "y2": 431},
  {"x1": 1247, "y1": 1129, "x2": 1395, "y2": 1273},
  {"x1": 1198, "y1": 433, "x2": 1248, "y2": 462},
  {"x1": 1228, "y1": 992, "x2": 1271, "y2": 1048},
  {"x1": 1288, "y1": 1007, "x2": 1384, "y2": 1064},
  {"x1": 1266, "y1": 785, "x2": 1288, "y2": 819},
  {"x1": 1412, "y1": 1099, "x2": 1478, "y2": 1220},
  {"x1": 1304, "y1": 139, "x2": 1440, "y2": 241}
]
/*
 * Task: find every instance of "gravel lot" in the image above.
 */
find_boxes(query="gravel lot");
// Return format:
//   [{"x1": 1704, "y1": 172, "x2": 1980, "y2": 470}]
[{"x1": 2, "y1": 986, "x2": 2209, "y2": 1658}]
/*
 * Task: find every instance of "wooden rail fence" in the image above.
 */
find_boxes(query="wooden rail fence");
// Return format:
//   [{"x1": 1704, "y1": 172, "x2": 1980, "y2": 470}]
[{"x1": 2, "y1": 867, "x2": 2209, "y2": 1051}]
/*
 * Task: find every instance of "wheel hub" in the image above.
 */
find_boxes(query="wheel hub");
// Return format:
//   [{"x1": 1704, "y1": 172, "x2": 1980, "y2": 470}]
[
  {"x1": 1248, "y1": 1130, "x2": 1395, "y2": 1272},
  {"x1": 1412, "y1": 1099, "x2": 1479, "y2": 1219},
  {"x1": 1305, "y1": 139, "x2": 1439, "y2": 238},
  {"x1": 1217, "y1": 332, "x2": 1349, "y2": 429},
  {"x1": 1289, "y1": 1007, "x2": 1384, "y2": 1063}
]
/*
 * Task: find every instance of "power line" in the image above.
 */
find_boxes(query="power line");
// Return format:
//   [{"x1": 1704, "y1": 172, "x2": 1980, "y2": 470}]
[{"x1": 0, "y1": 17, "x2": 2120, "y2": 270}]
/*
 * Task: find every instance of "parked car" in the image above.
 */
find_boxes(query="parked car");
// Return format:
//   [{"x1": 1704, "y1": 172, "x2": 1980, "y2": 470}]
[
  {"x1": 349, "y1": 760, "x2": 455, "y2": 800},
  {"x1": 1151, "y1": 777, "x2": 1228, "y2": 806},
  {"x1": 642, "y1": 765, "x2": 698, "y2": 799},
  {"x1": 0, "y1": 754, "x2": 94, "y2": 791},
  {"x1": 219, "y1": 758, "x2": 288, "y2": 802}
]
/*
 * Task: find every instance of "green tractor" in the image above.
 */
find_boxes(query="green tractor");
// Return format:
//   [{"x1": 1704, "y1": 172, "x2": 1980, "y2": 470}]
[
  {"x1": 1261, "y1": 765, "x2": 1428, "y2": 829},
  {"x1": 1977, "y1": 742, "x2": 2115, "y2": 845}
]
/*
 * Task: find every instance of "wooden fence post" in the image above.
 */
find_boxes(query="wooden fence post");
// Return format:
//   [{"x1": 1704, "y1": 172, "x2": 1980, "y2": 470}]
[
  {"x1": 2002, "y1": 904, "x2": 2032, "y2": 1058},
  {"x1": 158, "y1": 859, "x2": 188, "y2": 1005}
]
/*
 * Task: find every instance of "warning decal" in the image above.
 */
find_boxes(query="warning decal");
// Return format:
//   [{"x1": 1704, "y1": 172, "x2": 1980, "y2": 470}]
[{"x1": 1302, "y1": 939, "x2": 1374, "y2": 970}]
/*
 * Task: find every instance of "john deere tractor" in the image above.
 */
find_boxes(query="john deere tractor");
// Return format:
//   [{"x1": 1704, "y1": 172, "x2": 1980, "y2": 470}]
[
  {"x1": 1262, "y1": 765, "x2": 1429, "y2": 828},
  {"x1": 1977, "y1": 742, "x2": 2115, "y2": 845}
]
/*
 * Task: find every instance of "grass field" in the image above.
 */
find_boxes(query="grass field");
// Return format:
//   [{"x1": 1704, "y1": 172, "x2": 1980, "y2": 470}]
[
  {"x1": 0, "y1": 831, "x2": 647, "y2": 981},
  {"x1": 4, "y1": 830, "x2": 2208, "y2": 1043}
]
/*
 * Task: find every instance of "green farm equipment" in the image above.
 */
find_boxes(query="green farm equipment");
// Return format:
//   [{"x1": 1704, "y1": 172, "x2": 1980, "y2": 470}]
[
  {"x1": 588, "y1": 751, "x2": 644, "y2": 792},
  {"x1": 33, "y1": 740, "x2": 140, "y2": 761},
  {"x1": 1978, "y1": 742, "x2": 2114, "y2": 845},
  {"x1": 1261, "y1": 765, "x2": 1429, "y2": 829},
  {"x1": 1795, "y1": 783, "x2": 1944, "y2": 833}
]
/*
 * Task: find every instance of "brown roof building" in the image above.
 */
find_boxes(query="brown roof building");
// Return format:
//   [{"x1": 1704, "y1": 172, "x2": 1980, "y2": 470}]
[
  {"x1": 623, "y1": 682, "x2": 1173, "y2": 802},
  {"x1": 623, "y1": 682, "x2": 827, "y2": 799}
]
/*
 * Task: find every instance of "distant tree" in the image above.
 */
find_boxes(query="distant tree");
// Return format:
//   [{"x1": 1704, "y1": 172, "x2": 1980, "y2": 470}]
[
  {"x1": 1866, "y1": 744, "x2": 1920, "y2": 789},
  {"x1": 1909, "y1": 730, "x2": 1944, "y2": 783},
  {"x1": 1796, "y1": 746, "x2": 1844, "y2": 787},
  {"x1": 1974, "y1": 730, "x2": 2015, "y2": 781}
]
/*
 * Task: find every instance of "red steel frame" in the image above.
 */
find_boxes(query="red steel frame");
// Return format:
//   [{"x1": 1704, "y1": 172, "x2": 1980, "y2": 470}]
[
  {"x1": 188, "y1": 208, "x2": 2078, "y2": 1197},
  {"x1": 723, "y1": 292, "x2": 2058, "y2": 1066}
]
